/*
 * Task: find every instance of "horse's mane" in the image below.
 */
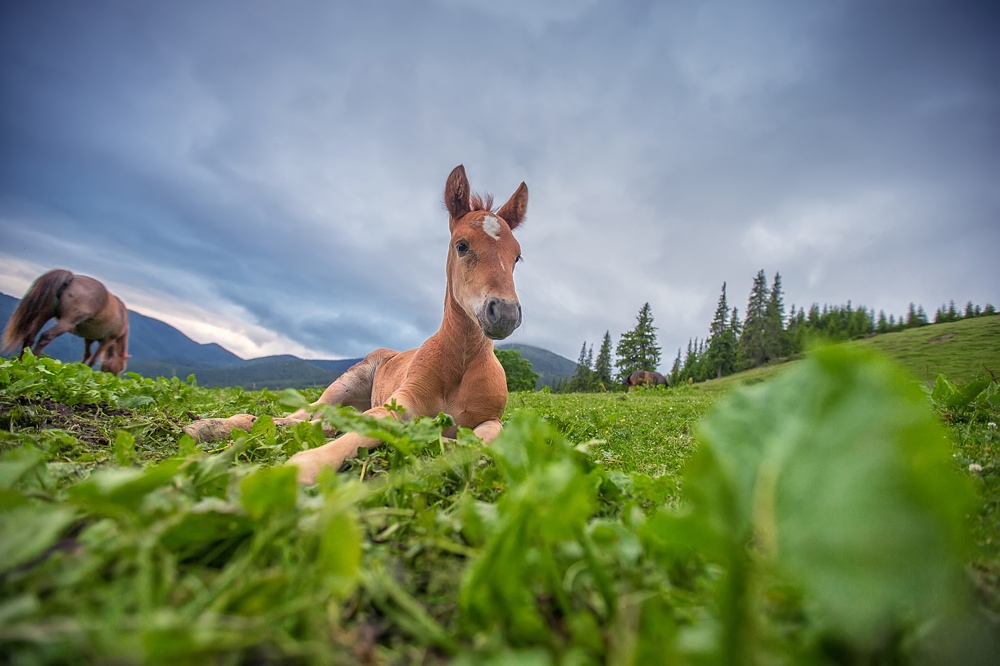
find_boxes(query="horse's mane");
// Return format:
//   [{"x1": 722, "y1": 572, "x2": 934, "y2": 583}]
[{"x1": 470, "y1": 192, "x2": 496, "y2": 213}]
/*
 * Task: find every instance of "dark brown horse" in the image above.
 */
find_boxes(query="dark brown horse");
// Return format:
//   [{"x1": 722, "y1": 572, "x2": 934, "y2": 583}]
[
  {"x1": 185, "y1": 165, "x2": 528, "y2": 483},
  {"x1": 2, "y1": 269, "x2": 130, "y2": 375},
  {"x1": 624, "y1": 370, "x2": 668, "y2": 389}
]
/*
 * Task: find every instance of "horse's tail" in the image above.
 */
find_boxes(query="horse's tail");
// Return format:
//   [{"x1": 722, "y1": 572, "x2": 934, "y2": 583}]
[{"x1": 1, "y1": 269, "x2": 74, "y2": 354}]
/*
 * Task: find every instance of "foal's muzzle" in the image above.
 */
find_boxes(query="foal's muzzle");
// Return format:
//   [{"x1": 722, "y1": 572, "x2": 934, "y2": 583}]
[{"x1": 478, "y1": 297, "x2": 522, "y2": 340}]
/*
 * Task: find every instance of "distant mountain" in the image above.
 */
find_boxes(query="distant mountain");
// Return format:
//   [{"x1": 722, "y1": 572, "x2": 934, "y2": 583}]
[
  {"x1": 496, "y1": 342, "x2": 577, "y2": 388},
  {"x1": 2, "y1": 291, "x2": 572, "y2": 391}
]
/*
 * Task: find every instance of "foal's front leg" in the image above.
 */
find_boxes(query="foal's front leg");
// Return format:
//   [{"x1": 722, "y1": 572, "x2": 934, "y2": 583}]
[
  {"x1": 182, "y1": 358, "x2": 377, "y2": 442},
  {"x1": 472, "y1": 419, "x2": 503, "y2": 443},
  {"x1": 287, "y1": 404, "x2": 407, "y2": 483}
]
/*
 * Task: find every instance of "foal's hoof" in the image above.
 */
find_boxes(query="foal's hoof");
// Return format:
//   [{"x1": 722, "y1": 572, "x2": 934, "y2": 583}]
[
  {"x1": 286, "y1": 448, "x2": 351, "y2": 484},
  {"x1": 182, "y1": 414, "x2": 258, "y2": 442},
  {"x1": 286, "y1": 451, "x2": 327, "y2": 485}
]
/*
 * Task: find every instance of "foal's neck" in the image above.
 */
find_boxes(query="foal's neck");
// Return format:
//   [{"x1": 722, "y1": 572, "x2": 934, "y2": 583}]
[{"x1": 438, "y1": 295, "x2": 493, "y2": 369}]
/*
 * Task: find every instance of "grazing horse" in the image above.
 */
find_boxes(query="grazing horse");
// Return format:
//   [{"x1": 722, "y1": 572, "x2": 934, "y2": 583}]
[
  {"x1": 624, "y1": 370, "x2": 668, "y2": 389},
  {"x1": 184, "y1": 165, "x2": 528, "y2": 483},
  {"x1": 1, "y1": 269, "x2": 130, "y2": 375}
]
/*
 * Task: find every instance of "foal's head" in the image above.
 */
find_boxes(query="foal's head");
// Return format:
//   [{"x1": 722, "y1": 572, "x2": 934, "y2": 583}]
[{"x1": 444, "y1": 165, "x2": 528, "y2": 340}]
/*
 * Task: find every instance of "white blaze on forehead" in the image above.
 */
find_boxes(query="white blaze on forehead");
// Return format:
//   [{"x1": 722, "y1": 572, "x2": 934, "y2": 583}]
[{"x1": 480, "y1": 214, "x2": 503, "y2": 240}]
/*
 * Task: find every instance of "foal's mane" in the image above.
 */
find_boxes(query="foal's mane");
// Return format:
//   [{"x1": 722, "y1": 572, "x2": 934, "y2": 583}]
[{"x1": 470, "y1": 192, "x2": 497, "y2": 213}]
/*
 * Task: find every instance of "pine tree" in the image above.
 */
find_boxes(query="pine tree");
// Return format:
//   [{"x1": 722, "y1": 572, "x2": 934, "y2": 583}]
[
  {"x1": 668, "y1": 348, "x2": 682, "y2": 386},
  {"x1": 594, "y1": 331, "x2": 614, "y2": 388},
  {"x1": 739, "y1": 270, "x2": 770, "y2": 369},
  {"x1": 946, "y1": 300, "x2": 958, "y2": 322},
  {"x1": 763, "y1": 272, "x2": 787, "y2": 362},
  {"x1": 615, "y1": 303, "x2": 662, "y2": 380},
  {"x1": 877, "y1": 310, "x2": 889, "y2": 333},
  {"x1": 705, "y1": 282, "x2": 738, "y2": 379},
  {"x1": 917, "y1": 305, "x2": 929, "y2": 326},
  {"x1": 682, "y1": 338, "x2": 697, "y2": 383},
  {"x1": 569, "y1": 341, "x2": 594, "y2": 392}
]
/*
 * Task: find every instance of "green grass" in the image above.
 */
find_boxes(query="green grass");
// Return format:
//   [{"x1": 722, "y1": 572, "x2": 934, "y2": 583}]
[
  {"x1": 1, "y1": 324, "x2": 998, "y2": 664},
  {"x1": 851, "y1": 315, "x2": 1000, "y2": 383}
]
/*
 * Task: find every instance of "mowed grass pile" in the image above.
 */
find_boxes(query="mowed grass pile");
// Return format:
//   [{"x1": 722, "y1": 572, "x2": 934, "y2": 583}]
[{"x1": 1, "y1": 319, "x2": 999, "y2": 664}]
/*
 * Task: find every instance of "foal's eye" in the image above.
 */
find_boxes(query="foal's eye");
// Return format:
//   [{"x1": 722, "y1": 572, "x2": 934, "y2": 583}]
[
  {"x1": 515, "y1": 255, "x2": 523, "y2": 264},
  {"x1": 455, "y1": 240, "x2": 470, "y2": 256}
]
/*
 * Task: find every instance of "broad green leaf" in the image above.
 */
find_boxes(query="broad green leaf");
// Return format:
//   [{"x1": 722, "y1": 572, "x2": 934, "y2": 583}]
[
  {"x1": 317, "y1": 509, "x2": 361, "y2": 598},
  {"x1": 68, "y1": 459, "x2": 183, "y2": 518},
  {"x1": 0, "y1": 503, "x2": 76, "y2": 572},
  {"x1": 114, "y1": 430, "x2": 137, "y2": 466},
  {"x1": 931, "y1": 373, "x2": 956, "y2": 406},
  {"x1": 692, "y1": 345, "x2": 976, "y2": 644},
  {"x1": 0, "y1": 446, "x2": 46, "y2": 489},
  {"x1": 160, "y1": 499, "x2": 253, "y2": 554},
  {"x1": 239, "y1": 465, "x2": 297, "y2": 520},
  {"x1": 945, "y1": 376, "x2": 991, "y2": 410}
]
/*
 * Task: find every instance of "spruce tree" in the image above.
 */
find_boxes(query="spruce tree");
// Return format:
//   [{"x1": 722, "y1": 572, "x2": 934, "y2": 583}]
[
  {"x1": 739, "y1": 270, "x2": 770, "y2": 368},
  {"x1": 668, "y1": 348, "x2": 682, "y2": 386},
  {"x1": 705, "y1": 282, "x2": 738, "y2": 379},
  {"x1": 763, "y1": 272, "x2": 787, "y2": 361},
  {"x1": 682, "y1": 338, "x2": 697, "y2": 383},
  {"x1": 615, "y1": 303, "x2": 662, "y2": 380},
  {"x1": 569, "y1": 341, "x2": 593, "y2": 392},
  {"x1": 594, "y1": 331, "x2": 614, "y2": 388},
  {"x1": 877, "y1": 310, "x2": 889, "y2": 334}
]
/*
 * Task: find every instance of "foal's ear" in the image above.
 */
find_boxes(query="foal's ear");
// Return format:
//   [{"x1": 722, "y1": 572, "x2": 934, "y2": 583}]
[
  {"x1": 497, "y1": 182, "x2": 528, "y2": 230},
  {"x1": 445, "y1": 164, "x2": 471, "y2": 222}
]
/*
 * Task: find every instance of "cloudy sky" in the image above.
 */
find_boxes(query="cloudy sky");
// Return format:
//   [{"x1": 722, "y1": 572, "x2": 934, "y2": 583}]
[{"x1": 1, "y1": 1, "x2": 997, "y2": 368}]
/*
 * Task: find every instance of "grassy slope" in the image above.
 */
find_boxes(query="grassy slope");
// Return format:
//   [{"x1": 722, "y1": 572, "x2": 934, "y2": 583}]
[{"x1": 851, "y1": 315, "x2": 1000, "y2": 383}]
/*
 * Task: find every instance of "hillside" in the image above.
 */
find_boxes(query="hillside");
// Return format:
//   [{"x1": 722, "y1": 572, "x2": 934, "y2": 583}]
[
  {"x1": 496, "y1": 342, "x2": 577, "y2": 388},
  {"x1": 852, "y1": 315, "x2": 1000, "y2": 383},
  {"x1": 689, "y1": 314, "x2": 1000, "y2": 395}
]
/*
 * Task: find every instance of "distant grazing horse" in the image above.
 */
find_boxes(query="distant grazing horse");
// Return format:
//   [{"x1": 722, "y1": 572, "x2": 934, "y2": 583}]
[
  {"x1": 624, "y1": 370, "x2": 668, "y2": 389},
  {"x1": 185, "y1": 165, "x2": 529, "y2": 483},
  {"x1": 1, "y1": 269, "x2": 130, "y2": 375}
]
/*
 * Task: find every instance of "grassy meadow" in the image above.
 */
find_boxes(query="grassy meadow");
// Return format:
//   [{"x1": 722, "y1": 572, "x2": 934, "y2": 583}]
[{"x1": 0, "y1": 317, "x2": 998, "y2": 664}]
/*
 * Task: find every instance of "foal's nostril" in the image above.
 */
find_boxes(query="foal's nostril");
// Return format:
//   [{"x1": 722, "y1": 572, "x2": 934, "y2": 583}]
[{"x1": 477, "y1": 297, "x2": 522, "y2": 339}]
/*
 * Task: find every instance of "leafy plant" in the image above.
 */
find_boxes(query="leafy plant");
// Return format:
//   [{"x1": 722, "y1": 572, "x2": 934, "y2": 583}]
[{"x1": 0, "y1": 348, "x2": 996, "y2": 663}]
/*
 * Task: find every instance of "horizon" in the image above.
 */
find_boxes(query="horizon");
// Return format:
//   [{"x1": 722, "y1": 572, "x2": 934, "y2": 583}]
[{"x1": 2, "y1": 286, "x2": 992, "y2": 369}]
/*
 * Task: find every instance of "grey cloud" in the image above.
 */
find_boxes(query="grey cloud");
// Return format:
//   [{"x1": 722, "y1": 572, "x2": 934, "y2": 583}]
[{"x1": 1, "y1": 0, "x2": 997, "y2": 366}]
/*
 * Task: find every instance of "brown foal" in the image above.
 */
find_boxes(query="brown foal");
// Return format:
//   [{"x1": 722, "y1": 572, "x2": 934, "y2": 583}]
[{"x1": 184, "y1": 165, "x2": 529, "y2": 483}]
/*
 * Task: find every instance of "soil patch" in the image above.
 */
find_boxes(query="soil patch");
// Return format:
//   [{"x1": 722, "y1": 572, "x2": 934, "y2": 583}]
[{"x1": 0, "y1": 397, "x2": 132, "y2": 446}]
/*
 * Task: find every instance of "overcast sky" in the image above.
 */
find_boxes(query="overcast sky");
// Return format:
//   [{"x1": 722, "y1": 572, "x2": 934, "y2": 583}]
[{"x1": 1, "y1": 1, "x2": 997, "y2": 368}]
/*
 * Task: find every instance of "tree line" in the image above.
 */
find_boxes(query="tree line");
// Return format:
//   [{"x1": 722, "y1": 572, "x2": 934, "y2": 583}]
[
  {"x1": 554, "y1": 269, "x2": 996, "y2": 392},
  {"x1": 671, "y1": 270, "x2": 997, "y2": 385}
]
